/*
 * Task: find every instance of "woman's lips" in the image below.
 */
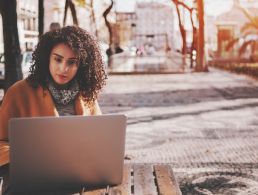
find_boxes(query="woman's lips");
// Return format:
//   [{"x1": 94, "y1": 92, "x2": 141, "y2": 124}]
[{"x1": 57, "y1": 74, "x2": 67, "y2": 81}]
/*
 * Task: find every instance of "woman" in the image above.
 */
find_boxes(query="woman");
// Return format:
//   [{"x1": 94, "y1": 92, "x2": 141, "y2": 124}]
[{"x1": 0, "y1": 26, "x2": 107, "y2": 140}]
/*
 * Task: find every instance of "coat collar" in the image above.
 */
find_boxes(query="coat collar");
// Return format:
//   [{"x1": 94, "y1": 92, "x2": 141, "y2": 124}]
[{"x1": 40, "y1": 87, "x2": 89, "y2": 116}]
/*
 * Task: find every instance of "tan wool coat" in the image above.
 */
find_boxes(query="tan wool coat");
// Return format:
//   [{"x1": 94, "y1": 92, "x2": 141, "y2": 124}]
[{"x1": 0, "y1": 80, "x2": 101, "y2": 141}]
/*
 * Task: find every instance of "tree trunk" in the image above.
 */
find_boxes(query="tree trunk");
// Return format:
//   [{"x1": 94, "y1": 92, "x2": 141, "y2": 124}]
[
  {"x1": 63, "y1": 0, "x2": 78, "y2": 26},
  {"x1": 190, "y1": 10, "x2": 197, "y2": 69},
  {"x1": 190, "y1": 27, "x2": 197, "y2": 68},
  {"x1": 69, "y1": 0, "x2": 78, "y2": 25},
  {"x1": 172, "y1": 0, "x2": 187, "y2": 65},
  {"x1": 38, "y1": 0, "x2": 44, "y2": 37},
  {"x1": 0, "y1": 0, "x2": 22, "y2": 92},
  {"x1": 103, "y1": 0, "x2": 114, "y2": 48},
  {"x1": 63, "y1": 0, "x2": 69, "y2": 26},
  {"x1": 195, "y1": 0, "x2": 206, "y2": 72}
]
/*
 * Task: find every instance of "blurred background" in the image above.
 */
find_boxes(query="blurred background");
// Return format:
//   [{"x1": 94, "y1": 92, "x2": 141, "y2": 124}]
[
  {"x1": 1, "y1": 1, "x2": 258, "y2": 194},
  {"x1": 1, "y1": 0, "x2": 258, "y2": 91},
  {"x1": 0, "y1": 0, "x2": 258, "y2": 82}
]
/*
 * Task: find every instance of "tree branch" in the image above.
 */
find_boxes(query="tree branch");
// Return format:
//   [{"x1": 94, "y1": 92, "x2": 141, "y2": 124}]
[{"x1": 103, "y1": 0, "x2": 114, "y2": 46}]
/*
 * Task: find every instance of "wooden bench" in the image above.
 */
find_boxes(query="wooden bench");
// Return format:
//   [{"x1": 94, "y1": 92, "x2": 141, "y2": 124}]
[{"x1": 0, "y1": 143, "x2": 182, "y2": 195}]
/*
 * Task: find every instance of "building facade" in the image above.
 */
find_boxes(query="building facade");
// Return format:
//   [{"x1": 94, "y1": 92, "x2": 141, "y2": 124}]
[
  {"x1": 17, "y1": 0, "x2": 38, "y2": 52},
  {"x1": 115, "y1": 2, "x2": 175, "y2": 53},
  {"x1": 115, "y1": 12, "x2": 136, "y2": 48},
  {"x1": 0, "y1": 0, "x2": 38, "y2": 53},
  {"x1": 206, "y1": 0, "x2": 258, "y2": 59},
  {"x1": 134, "y1": 2, "x2": 175, "y2": 52}
]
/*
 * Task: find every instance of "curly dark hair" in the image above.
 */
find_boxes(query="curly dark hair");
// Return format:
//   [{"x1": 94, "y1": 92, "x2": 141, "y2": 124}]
[{"x1": 26, "y1": 26, "x2": 107, "y2": 103}]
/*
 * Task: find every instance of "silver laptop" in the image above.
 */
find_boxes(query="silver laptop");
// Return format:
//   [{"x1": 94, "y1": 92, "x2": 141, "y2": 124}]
[{"x1": 8, "y1": 114, "x2": 127, "y2": 193}]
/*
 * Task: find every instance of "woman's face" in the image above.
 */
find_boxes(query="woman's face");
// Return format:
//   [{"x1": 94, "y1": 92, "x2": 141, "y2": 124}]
[{"x1": 49, "y1": 43, "x2": 79, "y2": 85}]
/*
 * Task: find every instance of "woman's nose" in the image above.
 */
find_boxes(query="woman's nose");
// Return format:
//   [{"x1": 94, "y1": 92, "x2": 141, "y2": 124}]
[{"x1": 59, "y1": 63, "x2": 69, "y2": 72}]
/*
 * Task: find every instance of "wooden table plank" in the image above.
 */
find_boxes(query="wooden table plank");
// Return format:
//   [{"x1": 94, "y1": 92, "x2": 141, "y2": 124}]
[
  {"x1": 0, "y1": 161, "x2": 182, "y2": 195},
  {"x1": 0, "y1": 142, "x2": 9, "y2": 166},
  {"x1": 133, "y1": 164, "x2": 157, "y2": 195},
  {"x1": 108, "y1": 164, "x2": 131, "y2": 195},
  {"x1": 154, "y1": 165, "x2": 181, "y2": 195}
]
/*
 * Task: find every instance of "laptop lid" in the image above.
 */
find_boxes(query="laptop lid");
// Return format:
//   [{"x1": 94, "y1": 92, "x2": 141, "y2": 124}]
[{"x1": 8, "y1": 114, "x2": 127, "y2": 192}]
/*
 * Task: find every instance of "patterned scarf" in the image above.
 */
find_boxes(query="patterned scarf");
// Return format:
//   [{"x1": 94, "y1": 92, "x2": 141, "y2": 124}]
[{"x1": 48, "y1": 79, "x2": 79, "y2": 105}]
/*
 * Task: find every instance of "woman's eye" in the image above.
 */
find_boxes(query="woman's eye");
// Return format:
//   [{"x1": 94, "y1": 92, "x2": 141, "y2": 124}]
[
  {"x1": 67, "y1": 60, "x2": 77, "y2": 66},
  {"x1": 54, "y1": 57, "x2": 62, "y2": 63}
]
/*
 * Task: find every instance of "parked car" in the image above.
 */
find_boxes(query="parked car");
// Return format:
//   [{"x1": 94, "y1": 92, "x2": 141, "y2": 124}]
[{"x1": 0, "y1": 52, "x2": 33, "y2": 79}]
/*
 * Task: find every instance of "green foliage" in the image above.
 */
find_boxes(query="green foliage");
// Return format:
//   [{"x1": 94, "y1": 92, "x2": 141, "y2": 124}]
[{"x1": 226, "y1": 8, "x2": 258, "y2": 56}]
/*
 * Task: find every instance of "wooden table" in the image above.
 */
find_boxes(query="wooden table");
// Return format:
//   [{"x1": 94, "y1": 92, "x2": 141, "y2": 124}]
[{"x1": 0, "y1": 142, "x2": 181, "y2": 195}]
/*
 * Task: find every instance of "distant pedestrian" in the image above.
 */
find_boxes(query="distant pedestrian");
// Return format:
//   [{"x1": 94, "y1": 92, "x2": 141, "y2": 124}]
[
  {"x1": 49, "y1": 22, "x2": 61, "y2": 31},
  {"x1": 0, "y1": 26, "x2": 107, "y2": 140}
]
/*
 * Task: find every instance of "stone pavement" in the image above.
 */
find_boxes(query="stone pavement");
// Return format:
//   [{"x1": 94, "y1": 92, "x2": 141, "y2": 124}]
[
  {"x1": 98, "y1": 68, "x2": 258, "y2": 194},
  {"x1": 1, "y1": 67, "x2": 258, "y2": 194}
]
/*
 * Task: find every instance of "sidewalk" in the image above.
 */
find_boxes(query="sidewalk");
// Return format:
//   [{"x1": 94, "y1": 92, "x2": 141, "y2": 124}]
[{"x1": 99, "y1": 67, "x2": 258, "y2": 194}]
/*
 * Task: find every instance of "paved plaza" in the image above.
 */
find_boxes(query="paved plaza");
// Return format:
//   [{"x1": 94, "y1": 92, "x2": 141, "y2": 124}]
[
  {"x1": 99, "y1": 68, "x2": 258, "y2": 194},
  {"x1": 1, "y1": 67, "x2": 258, "y2": 194}
]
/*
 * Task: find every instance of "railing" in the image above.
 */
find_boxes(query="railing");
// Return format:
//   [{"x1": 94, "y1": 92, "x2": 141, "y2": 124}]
[{"x1": 109, "y1": 51, "x2": 186, "y2": 73}]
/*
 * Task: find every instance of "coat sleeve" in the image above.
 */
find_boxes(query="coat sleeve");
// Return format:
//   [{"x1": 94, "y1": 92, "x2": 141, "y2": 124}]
[{"x1": 0, "y1": 86, "x2": 20, "y2": 141}]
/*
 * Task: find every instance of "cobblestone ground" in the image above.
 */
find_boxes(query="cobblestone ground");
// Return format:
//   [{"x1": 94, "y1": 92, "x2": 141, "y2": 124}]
[{"x1": 98, "y1": 68, "x2": 258, "y2": 194}]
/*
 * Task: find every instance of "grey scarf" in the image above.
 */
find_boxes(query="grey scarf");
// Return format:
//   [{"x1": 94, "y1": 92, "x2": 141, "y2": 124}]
[{"x1": 48, "y1": 79, "x2": 79, "y2": 105}]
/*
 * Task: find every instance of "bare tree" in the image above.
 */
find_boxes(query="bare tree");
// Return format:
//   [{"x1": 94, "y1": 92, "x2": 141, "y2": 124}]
[
  {"x1": 38, "y1": 0, "x2": 44, "y2": 37},
  {"x1": 63, "y1": 0, "x2": 79, "y2": 26},
  {"x1": 0, "y1": 0, "x2": 22, "y2": 91},
  {"x1": 171, "y1": 0, "x2": 187, "y2": 58},
  {"x1": 177, "y1": 2, "x2": 197, "y2": 68},
  {"x1": 170, "y1": 0, "x2": 206, "y2": 71},
  {"x1": 195, "y1": 0, "x2": 206, "y2": 71},
  {"x1": 171, "y1": 0, "x2": 199, "y2": 68},
  {"x1": 103, "y1": 0, "x2": 114, "y2": 48},
  {"x1": 189, "y1": 9, "x2": 197, "y2": 68}
]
